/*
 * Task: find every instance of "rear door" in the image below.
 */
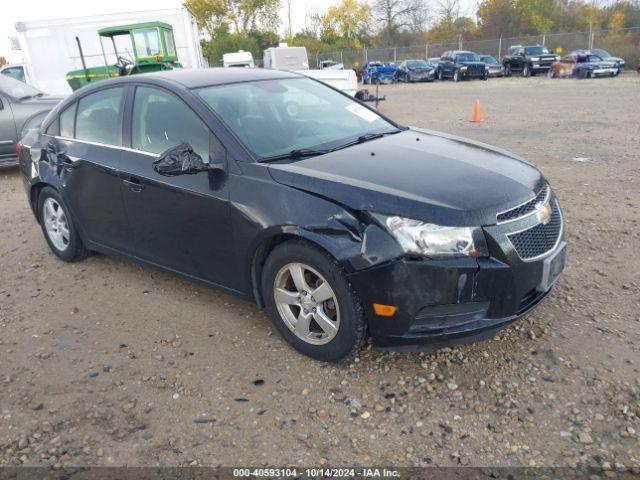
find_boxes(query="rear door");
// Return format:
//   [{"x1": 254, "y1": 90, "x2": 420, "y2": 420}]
[
  {"x1": 49, "y1": 86, "x2": 132, "y2": 252},
  {"x1": 119, "y1": 85, "x2": 234, "y2": 287}
]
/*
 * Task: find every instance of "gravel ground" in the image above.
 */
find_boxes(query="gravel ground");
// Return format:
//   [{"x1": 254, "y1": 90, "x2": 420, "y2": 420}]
[{"x1": 0, "y1": 74, "x2": 639, "y2": 471}]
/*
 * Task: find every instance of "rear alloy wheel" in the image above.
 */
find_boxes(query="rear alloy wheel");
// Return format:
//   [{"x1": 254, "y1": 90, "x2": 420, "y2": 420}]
[
  {"x1": 437, "y1": 69, "x2": 443, "y2": 80},
  {"x1": 262, "y1": 241, "x2": 366, "y2": 361},
  {"x1": 38, "y1": 186, "x2": 89, "y2": 262}
]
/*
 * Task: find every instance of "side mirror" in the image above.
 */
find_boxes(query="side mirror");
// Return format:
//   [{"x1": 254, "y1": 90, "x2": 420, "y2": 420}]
[{"x1": 153, "y1": 143, "x2": 219, "y2": 176}]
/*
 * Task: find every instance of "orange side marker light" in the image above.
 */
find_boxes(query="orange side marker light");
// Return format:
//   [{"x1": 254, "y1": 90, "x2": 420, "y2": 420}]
[{"x1": 373, "y1": 303, "x2": 397, "y2": 317}]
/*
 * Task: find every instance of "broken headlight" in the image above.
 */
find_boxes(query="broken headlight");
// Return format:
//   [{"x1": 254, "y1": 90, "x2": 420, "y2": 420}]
[{"x1": 373, "y1": 214, "x2": 489, "y2": 259}]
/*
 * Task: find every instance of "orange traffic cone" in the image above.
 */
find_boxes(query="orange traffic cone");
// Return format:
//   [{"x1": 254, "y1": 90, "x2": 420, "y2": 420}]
[{"x1": 471, "y1": 99, "x2": 483, "y2": 123}]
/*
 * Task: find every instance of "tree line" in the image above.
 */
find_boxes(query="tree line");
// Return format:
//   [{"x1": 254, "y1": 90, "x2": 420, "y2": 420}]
[{"x1": 184, "y1": 0, "x2": 640, "y2": 65}]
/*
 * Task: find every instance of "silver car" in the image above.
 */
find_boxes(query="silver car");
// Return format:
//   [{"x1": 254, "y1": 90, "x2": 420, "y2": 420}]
[{"x1": 0, "y1": 76, "x2": 61, "y2": 166}]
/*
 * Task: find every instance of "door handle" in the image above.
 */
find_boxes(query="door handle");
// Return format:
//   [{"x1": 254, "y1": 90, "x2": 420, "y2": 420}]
[
  {"x1": 61, "y1": 154, "x2": 80, "y2": 169},
  {"x1": 123, "y1": 178, "x2": 145, "y2": 193}
]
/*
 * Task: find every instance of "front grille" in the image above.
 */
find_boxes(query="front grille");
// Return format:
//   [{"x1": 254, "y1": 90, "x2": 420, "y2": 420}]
[
  {"x1": 497, "y1": 184, "x2": 549, "y2": 223},
  {"x1": 508, "y1": 201, "x2": 562, "y2": 260}
]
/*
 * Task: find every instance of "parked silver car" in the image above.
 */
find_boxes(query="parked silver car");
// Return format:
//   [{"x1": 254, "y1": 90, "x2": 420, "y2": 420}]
[{"x1": 0, "y1": 76, "x2": 61, "y2": 166}]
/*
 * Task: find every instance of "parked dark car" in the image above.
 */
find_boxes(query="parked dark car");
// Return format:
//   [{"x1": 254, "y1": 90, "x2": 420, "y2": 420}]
[
  {"x1": 19, "y1": 69, "x2": 565, "y2": 361},
  {"x1": 362, "y1": 61, "x2": 397, "y2": 84},
  {"x1": 395, "y1": 59, "x2": 435, "y2": 83},
  {"x1": 549, "y1": 51, "x2": 619, "y2": 78},
  {"x1": 502, "y1": 45, "x2": 559, "y2": 77},
  {"x1": 478, "y1": 55, "x2": 504, "y2": 77},
  {"x1": 437, "y1": 51, "x2": 488, "y2": 81},
  {"x1": 0, "y1": 76, "x2": 60, "y2": 166},
  {"x1": 588, "y1": 49, "x2": 625, "y2": 70}
]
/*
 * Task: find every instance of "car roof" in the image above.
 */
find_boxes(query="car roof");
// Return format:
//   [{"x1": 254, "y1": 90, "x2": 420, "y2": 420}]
[
  {"x1": 139, "y1": 68, "x2": 301, "y2": 88},
  {"x1": 453, "y1": 50, "x2": 475, "y2": 54}
]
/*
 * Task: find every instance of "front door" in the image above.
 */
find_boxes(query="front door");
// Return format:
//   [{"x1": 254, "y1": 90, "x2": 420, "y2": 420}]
[{"x1": 120, "y1": 85, "x2": 234, "y2": 288}]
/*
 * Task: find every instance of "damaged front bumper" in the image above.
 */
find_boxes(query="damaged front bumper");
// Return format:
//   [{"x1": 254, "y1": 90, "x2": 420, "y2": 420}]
[{"x1": 347, "y1": 240, "x2": 565, "y2": 350}]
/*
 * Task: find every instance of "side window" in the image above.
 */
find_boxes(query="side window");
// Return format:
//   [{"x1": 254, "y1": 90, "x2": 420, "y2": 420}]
[
  {"x1": 45, "y1": 117, "x2": 60, "y2": 137},
  {"x1": 163, "y1": 30, "x2": 176, "y2": 57},
  {"x1": 132, "y1": 86, "x2": 211, "y2": 162},
  {"x1": 76, "y1": 88, "x2": 124, "y2": 145},
  {"x1": 59, "y1": 103, "x2": 77, "y2": 138}
]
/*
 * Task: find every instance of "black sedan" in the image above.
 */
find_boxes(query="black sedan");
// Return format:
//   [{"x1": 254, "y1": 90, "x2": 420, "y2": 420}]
[
  {"x1": 0, "y1": 76, "x2": 60, "y2": 166},
  {"x1": 395, "y1": 60, "x2": 435, "y2": 82},
  {"x1": 19, "y1": 69, "x2": 565, "y2": 361}
]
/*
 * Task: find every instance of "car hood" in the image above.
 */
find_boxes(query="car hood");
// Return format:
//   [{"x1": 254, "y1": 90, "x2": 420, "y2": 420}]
[
  {"x1": 20, "y1": 95, "x2": 63, "y2": 106},
  {"x1": 458, "y1": 62, "x2": 485, "y2": 67},
  {"x1": 267, "y1": 129, "x2": 544, "y2": 226}
]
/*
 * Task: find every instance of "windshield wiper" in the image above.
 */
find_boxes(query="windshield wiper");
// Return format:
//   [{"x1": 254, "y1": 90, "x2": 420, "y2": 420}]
[
  {"x1": 331, "y1": 129, "x2": 402, "y2": 152},
  {"x1": 260, "y1": 148, "x2": 331, "y2": 163}
]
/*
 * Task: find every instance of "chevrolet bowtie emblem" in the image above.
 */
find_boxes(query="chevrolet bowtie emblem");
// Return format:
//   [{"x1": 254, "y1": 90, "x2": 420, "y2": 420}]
[{"x1": 535, "y1": 202, "x2": 553, "y2": 225}]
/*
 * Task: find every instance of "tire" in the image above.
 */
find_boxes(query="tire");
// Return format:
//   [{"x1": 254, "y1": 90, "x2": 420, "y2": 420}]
[
  {"x1": 504, "y1": 64, "x2": 511, "y2": 77},
  {"x1": 453, "y1": 70, "x2": 460, "y2": 82},
  {"x1": 437, "y1": 69, "x2": 443, "y2": 81},
  {"x1": 522, "y1": 64, "x2": 530, "y2": 77},
  {"x1": 577, "y1": 68, "x2": 587, "y2": 79},
  {"x1": 261, "y1": 240, "x2": 366, "y2": 362},
  {"x1": 37, "y1": 186, "x2": 89, "y2": 262},
  {"x1": 547, "y1": 68, "x2": 555, "y2": 79}
]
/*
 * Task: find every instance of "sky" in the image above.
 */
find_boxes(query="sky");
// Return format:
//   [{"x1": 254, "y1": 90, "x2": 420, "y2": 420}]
[{"x1": 0, "y1": 0, "x2": 476, "y2": 62}]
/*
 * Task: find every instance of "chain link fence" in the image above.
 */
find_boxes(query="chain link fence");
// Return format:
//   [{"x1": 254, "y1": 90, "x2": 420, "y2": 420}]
[{"x1": 316, "y1": 27, "x2": 640, "y2": 69}]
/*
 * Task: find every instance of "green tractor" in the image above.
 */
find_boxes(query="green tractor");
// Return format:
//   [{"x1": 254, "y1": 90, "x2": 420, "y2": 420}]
[{"x1": 66, "y1": 22, "x2": 181, "y2": 91}]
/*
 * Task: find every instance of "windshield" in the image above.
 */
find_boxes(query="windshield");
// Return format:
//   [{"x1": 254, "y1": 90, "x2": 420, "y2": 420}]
[
  {"x1": 481, "y1": 56, "x2": 498, "y2": 64},
  {"x1": 455, "y1": 53, "x2": 478, "y2": 62},
  {"x1": 524, "y1": 46, "x2": 549, "y2": 55},
  {"x1": 407, "y1": 60, "x2": 428, "y2": 69},
  {"x1": 198, "y1": 77, "x2": 397, "y2": 160},
  {"x1": 0, "y1": 75, "x2": 42, "y2": 99},
  {"x1": 591, "y1": 49, "x2": 609, "y2": 58}
]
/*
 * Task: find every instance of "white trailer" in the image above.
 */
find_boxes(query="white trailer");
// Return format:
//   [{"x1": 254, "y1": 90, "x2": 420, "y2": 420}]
[
  {"x1": 223, "y1": 51, "x2": 255, "y2": 68},
  {"x1": 4, "y1": 8, "x2": 205, "y2": 96},
  {"x1": 263, "y1": 43, "x2": 357, "y2": 96}
]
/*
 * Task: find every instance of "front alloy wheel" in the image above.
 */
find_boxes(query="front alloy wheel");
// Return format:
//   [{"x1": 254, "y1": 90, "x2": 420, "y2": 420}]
[
  {"x1": 522, "y1": 64, "x2": 531, "y2": 77},
  {"x1": 262, "y1": 241, "x2": 366, "y2": 361},
  {"x1": 453, "y1": 70, "x2": 460, "y2": 82},
  {"x1": 274, "y1": 263, "x2": 340, "y2": 345}
]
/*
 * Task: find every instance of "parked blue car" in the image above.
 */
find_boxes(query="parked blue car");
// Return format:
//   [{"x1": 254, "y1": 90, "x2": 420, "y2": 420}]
[{"x1": 362, "y1": 62, "x2": 397, "y2": 85}]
